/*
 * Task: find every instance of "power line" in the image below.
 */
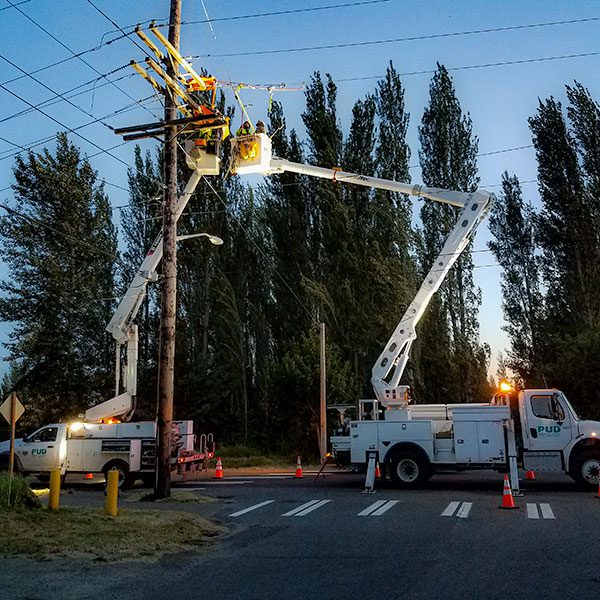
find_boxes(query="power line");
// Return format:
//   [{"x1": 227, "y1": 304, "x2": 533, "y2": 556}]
[
  {"x1": 5, "y1": 0, "x2": 160, "y2": 121},
  {"x1": 0, "y1": 95, "x2": 158, "y2": 174},
  {"x1": 0, "y1": 77, "x2": 131, "y2": 168},
  {"x1": 336, "y1": 51, "x2": 600, "y2": 83},
  {"x1": 176, "y1": 0, "x2": 393, "y2": 28},
  {"x1": 0, "y1": 0, "x2": 30, "y2": 11},
  {"x1": 204, "y1": 16, "x2": 600, "y2": 58},
  {"x1": 0, "y1": 70, "x2": 136, "y2": 126}
]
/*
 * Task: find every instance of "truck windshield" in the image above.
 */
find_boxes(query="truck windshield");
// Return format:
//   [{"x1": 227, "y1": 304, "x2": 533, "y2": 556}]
[{"x1": 561, "y1": 393, "x2": 580, "y2": 421}]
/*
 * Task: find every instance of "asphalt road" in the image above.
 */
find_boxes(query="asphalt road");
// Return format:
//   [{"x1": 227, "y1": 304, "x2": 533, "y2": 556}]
[{"x1": 3, "y1": 471, "x2": 600, "y2": 600}]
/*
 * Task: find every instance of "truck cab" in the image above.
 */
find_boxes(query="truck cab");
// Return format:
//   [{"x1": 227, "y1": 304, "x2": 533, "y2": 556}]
[
  {"x1": 518, "y1": 389, "x2": 600, "y2": 485},
  {"x1": 0, "y1": 424, "x2": 67, "y2": 477}
]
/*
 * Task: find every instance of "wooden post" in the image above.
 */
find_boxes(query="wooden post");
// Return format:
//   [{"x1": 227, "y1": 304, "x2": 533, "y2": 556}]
[
  {"x1": 155, "y1": 0, "x2": 182, "y2": 500},
  {"x1": 8, "y1": 391, "x2": 16, "y2": 480},
  {"x1": 319, "y1": 323, "x2": 327, "y2": 462}
]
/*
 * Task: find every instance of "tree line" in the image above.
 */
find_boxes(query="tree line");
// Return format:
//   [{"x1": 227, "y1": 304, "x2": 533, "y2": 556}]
[{"x1": 1, "y1": 63, "x2": 598, "y2": 452}]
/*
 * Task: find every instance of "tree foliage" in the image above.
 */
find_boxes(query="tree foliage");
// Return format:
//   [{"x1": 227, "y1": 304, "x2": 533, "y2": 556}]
[{"x1": 0, "y1": 133, "x2": 117, "y2": 421}]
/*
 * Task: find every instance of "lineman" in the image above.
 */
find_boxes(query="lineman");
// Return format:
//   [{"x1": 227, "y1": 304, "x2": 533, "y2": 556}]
[{"x1": 236, "y1": 120, "x2": 252, "y2": 137}]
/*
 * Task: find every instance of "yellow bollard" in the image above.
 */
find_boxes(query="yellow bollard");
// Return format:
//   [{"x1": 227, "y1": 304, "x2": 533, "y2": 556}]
[
  {"x1": 48, "y1": 468, "x2": 62, "y2": 511},
  {"x1": 105, "y1": 470, "x2": 119, "y2": 517}
]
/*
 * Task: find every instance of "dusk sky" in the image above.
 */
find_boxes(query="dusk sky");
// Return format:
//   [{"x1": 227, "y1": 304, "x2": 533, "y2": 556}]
[{"x1": 1, "y1": 0, "x2": 599, "y2": 375}]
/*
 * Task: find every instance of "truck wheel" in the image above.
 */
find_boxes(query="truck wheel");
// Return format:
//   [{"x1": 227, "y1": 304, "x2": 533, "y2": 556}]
[
  {"x1": 103, "y1": 461, "x2": 135, "y2": 490},
  {"x1": 570, "y1": 451, "x2": 600, "y2": 487},
  {"x1": 389, "y1": 450, "x2": 431, "y2": 488}
]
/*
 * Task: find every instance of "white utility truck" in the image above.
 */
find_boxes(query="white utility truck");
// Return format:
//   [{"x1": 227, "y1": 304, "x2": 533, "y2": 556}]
[
  {"x1": 224, "y1": 133, "x2": 600, "y2": 492},
  {"x1": 0, "y1": 420, "x2": 214, "y2": 488},
  {"x1": 331, "y1": 389, "x2": 600, "y2": 491},
  {"x1": 0, "y1": 167, "x2": 219, "y2": 487}
]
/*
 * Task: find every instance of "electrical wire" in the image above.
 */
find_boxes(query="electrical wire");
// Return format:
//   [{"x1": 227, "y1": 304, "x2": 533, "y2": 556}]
[
  {"x1": 204, "y1": 16, "x2": 600, "y2": 58},
  {"x1": 5, "y1": 0, "x2": 160, "y2": 120},
  {"x1": 176, "y1": 0, "x2": 393, "y2": 28},
  {"x1": 336, "y1": 51, "x2": 600, "y2": 83},
  {"x1": 0, "y1": 72, "x2": 137, "y2": 126},
  {"x1": 0, "y1": 95, "x2": 159, "y2": 166},
  {"x1": 0, "y1": 0, "x2": 30, "y2": 11}
]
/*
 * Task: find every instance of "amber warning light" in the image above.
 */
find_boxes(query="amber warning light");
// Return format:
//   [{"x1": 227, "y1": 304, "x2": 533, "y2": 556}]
[{"x1": 499, "y1": 381, "x2": 512, "y2": 393}]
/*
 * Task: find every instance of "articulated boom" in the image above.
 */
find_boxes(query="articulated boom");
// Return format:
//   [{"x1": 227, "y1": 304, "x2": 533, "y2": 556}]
[
  {"x1": 261, "y1": 151, "x2": 495, "y2": 407},
  {"x1": 371, "y1": 190, "x2": 494, "y2": 407},
  {"x1": 86, "y1": 170, "x2": 204, "y2": 422}
]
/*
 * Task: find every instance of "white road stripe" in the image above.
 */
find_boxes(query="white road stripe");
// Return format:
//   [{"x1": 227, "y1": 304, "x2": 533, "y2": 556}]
[
  {"x1": 371, "y1": 500, "x2": 399, "y2": 516},
  {"x1": 282, "y1": 499, "x2": 321, "y2": 517},
  {"x1": 456, "y1": 502, "x2": 473, "y2": 519},
  {"x1": 441, "y1": 501, "x2": 460, "y2": 517},
  {"x1": 292, "y1": 499, "x2": 331, "y2": 517},
  {"x1": 358, "y1": 500, "x2": 387, "y2": 516},
  {"x1": 228, "y1": 500, "x2": 274, "y2": 517},
  {"x1": 526, "y1": 503, "x2": 540, "y2": 519},
  {"x1": 540, "y1": 503, "x2": 555, "y2": 519}
]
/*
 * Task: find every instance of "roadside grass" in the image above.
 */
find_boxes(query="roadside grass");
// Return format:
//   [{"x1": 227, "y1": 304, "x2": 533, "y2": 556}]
[
  {"x1": 0, "y1": 473, "x2": 41, "y2": 509},
  {"x1": 211, "y1": 445, "x2": 301, "y2": 469},
  {"x1": 0, "y1": 507, "x2": 224, "y2": 561},
  {"x1": 123, "y1": 489, "x2": 216, "y2": 504}
]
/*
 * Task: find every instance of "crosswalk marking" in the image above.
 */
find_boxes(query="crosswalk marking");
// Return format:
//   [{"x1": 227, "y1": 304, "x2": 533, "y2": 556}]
[
  {"x1": 282, "y1": 499, "x2": 320, "y2": 517},
  {"x1": 442, "y1": 501, "x2": 472, "y2": 518},
  {"x1": 527, "y1": 503, "x2": 555, "y2": 519},
  {"x1": 358, "y1": 500, "x2": 387, "y2": 516},
  {"x1": 282, "y1": 499, "x2": 331, "y2": 517},
  {"x1": 292, "y1": 499, "x2": 331, "y2": 516},
  {"x1": 228, "y1": 500, "x2": 274, "y2": 517},
  {"x1": 371, "y1": 500, "x2": 398, "y2": 516},
  {"x1": 441, "y1": 501, "x2": 461, "y2": 517}
]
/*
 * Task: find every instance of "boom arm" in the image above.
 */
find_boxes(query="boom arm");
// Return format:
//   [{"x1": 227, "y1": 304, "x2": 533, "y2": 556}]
[
  {"x1": 85, "y1": 169, "x2": 204, "y2": 422},
  {"x1": 267, "y1": 156, "x2": 494, "y2": 406}
]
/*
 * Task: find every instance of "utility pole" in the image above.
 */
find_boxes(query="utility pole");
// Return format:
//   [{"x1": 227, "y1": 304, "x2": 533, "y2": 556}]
[
  {"x1": 319, "y1": 323, "x2": 327, "y2": 462},
  {"x1": 155, "y1": 0, "x2": 182, "y2": 499}
]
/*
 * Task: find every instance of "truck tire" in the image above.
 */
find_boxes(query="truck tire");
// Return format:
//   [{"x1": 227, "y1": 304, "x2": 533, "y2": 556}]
[
  {"x1": 570, "y1": 450, "x2": 600, "y2": 487},
  {"x1": 103, "y1": 461, "x2": 135, "y2": 490},
  {"x1": 389, "y1": 450, "x2": 431, "y2": 488}
]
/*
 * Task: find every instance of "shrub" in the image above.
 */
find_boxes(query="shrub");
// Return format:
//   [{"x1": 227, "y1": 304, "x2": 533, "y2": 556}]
[{"x1": 0, "y1": 473, "x2": 41, "y2": 509}]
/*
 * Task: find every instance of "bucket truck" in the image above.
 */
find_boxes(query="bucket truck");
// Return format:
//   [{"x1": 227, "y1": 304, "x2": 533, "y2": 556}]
[{"x1": 226, "y1": 132, "x2": 600, "y2": 492}]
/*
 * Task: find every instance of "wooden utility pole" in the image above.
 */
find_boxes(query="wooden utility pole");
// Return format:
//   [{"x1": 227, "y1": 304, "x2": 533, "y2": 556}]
[
  {"x1": 155, "y1": 0, "x2": 182, "y2": 499},
  {"x1": 319, "y1": 323, "x2": 327, "y2": 462}
]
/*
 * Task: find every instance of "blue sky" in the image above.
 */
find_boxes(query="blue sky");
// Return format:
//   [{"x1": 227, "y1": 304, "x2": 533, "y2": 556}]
[{"x1": 0, "y1": 0, "x2": 599, "y2": 377}]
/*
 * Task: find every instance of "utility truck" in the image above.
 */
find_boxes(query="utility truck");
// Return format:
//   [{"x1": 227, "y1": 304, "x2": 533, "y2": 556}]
[{"x1": 224, "y1": 132, "x2": 600, "y2": 492}]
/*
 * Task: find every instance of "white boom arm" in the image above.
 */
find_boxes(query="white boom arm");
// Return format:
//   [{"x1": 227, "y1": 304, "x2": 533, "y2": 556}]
[
  {"x1": 267, "y1": 157, "x2": 494, "y2": 407},
  {"x1": 85, "y1": 170, "x2": 203, "y2": 422}
]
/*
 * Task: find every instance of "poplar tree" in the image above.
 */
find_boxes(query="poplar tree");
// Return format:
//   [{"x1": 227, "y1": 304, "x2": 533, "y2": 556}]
[
  {"x1": 488, "y1": 172, "x2": 544, "y2": 385},
  {"x1": 417, "y1": 64, "x2": 489, "y2": 402},
  {"x1": 0, "y1": 133, "x2": 117, "y2": 420}
]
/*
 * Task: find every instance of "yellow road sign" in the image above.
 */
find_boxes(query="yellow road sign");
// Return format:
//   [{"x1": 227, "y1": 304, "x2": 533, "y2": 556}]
[{"x1": 0, "y1": 394, "x2": 24, "y2": 424}]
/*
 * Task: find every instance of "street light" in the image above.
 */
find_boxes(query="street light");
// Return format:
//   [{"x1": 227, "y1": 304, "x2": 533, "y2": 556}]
[{"x1": 176, "y1": 232, "x2": 223, "y2": 245}]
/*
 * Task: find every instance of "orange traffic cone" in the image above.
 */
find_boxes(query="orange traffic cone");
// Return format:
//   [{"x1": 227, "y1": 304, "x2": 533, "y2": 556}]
[
  {"x1": 375, "y1": 462, "x2": 381, "y2": 479},
  {"x1": 214, "y1": 457, "x2": 224, "y2": 479},
  {"x1": 525, "y1": 469, "x2": 536, "y2": 481},
  {"x1": 295, "y1": 456, "x2": 303, "y2": 479},
  {"x1": 499, "y1": 474, "x2": 518, "y2": 509}
]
